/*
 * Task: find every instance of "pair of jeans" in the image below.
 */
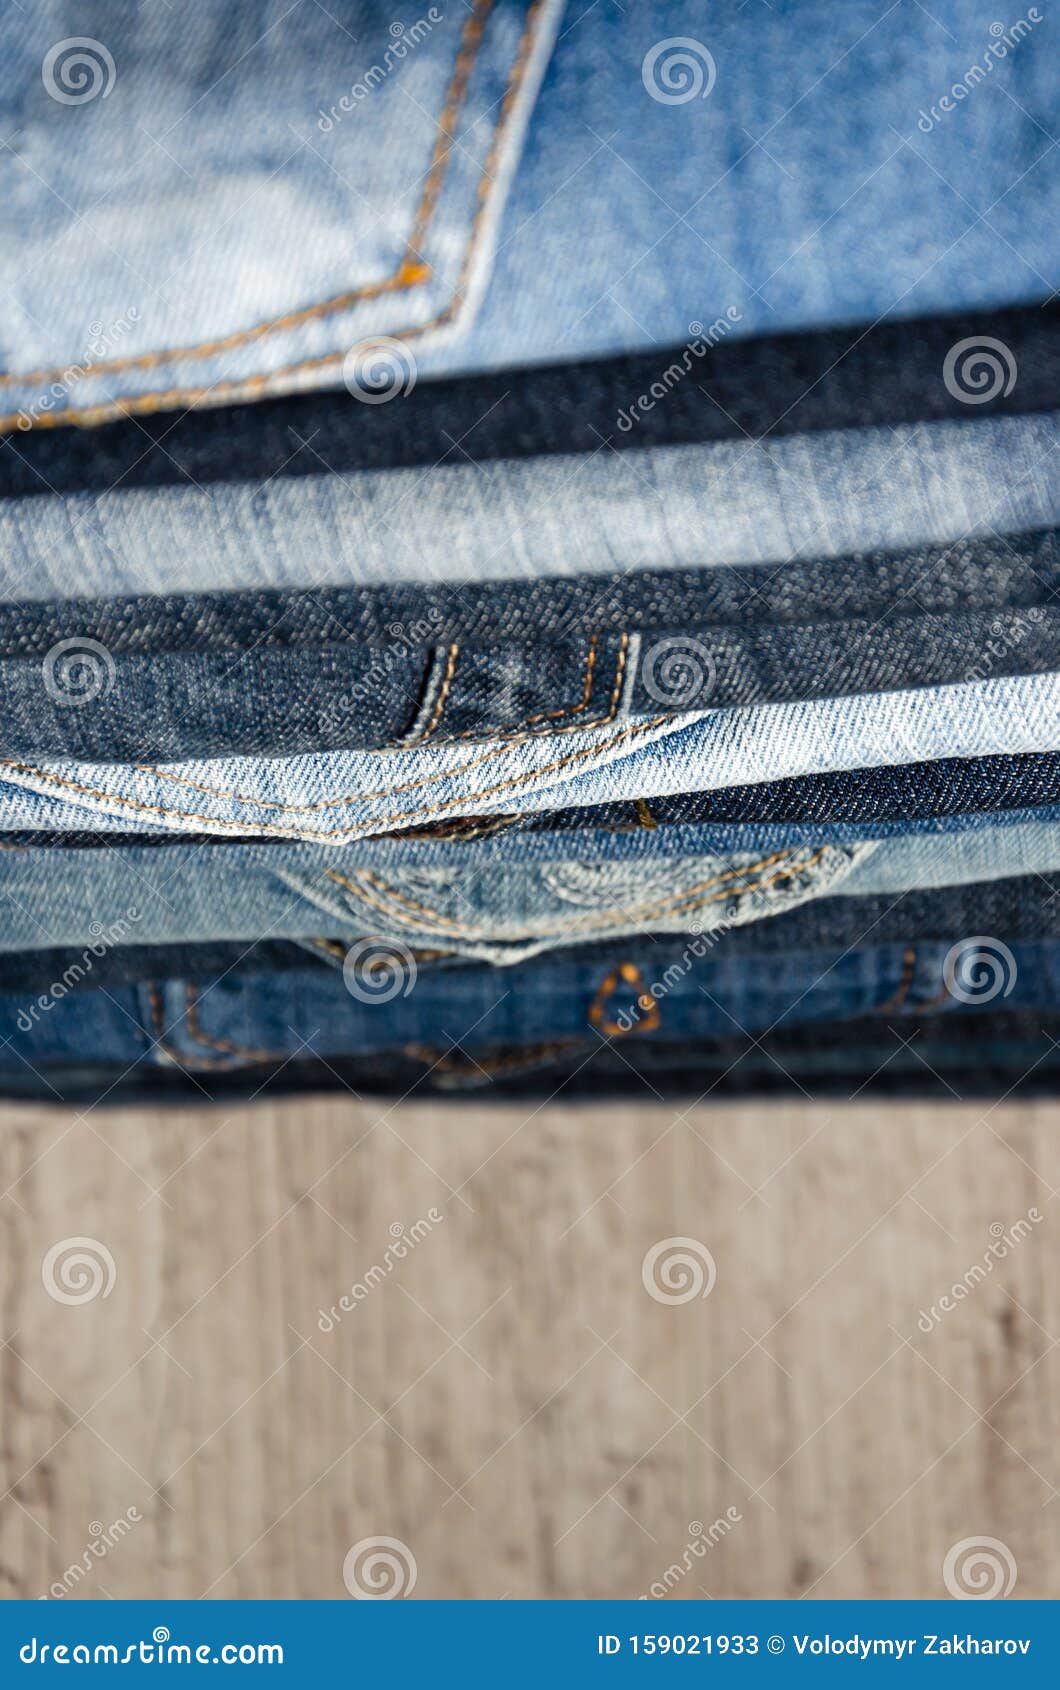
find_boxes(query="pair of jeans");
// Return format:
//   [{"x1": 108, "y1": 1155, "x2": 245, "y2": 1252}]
[
  {"x1": 4, "y1": 410, "x2": 1057, "y2": 607},
  {"x1": 2, "y1": 932, "x2": 1056, "y2": 1104},
  {"x1": 3, "y1": 1, "x2": 1054, "y2": 426},
  {"x1": 1, "y1": 671, "x2": 1059, "y2": 841},
  {"x1": 2, "y1": 528, "x2": 1058, "y2": 761},
  {"x1": 5, "y1": 820, "x2": 1060, "y2": 963},
  {"x1": 7, "y1": 1012, "x2": 1055, "y2": 1105}
]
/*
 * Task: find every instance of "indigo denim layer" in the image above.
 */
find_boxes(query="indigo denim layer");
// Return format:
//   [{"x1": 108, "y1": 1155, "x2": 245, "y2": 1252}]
[
  {"x1": 1, "y1": 673, "x2": 1058, "y2": 842},
  {"x1": 6, "y1": 1013, "x2": 1056, "y2": 1106},
  {"x1": 3, "y1": 938, "x2": 1058, "y2": 1093},
  {"x1": 4, "y1": 529, "x2": 1059, "y2": 760},
  {"x1": 0, "y1": 0, "x2": 564, "y2": 428},
  {"x1": 4, "y1": 412, "x2": 1058, "y2": 606}
]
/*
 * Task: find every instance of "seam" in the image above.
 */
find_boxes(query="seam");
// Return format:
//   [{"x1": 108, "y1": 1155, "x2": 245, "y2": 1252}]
[
  {"x1": 128, "y1": 634, "x2": 630, "y2": 814},
  {"x1": 874, "y1": 946, "x2": 917, "y2": 1014},
  {"x1": 404, "y1": 643, "x2": 460, "y2": 747},
  {"x1": 0, "y1": 705, "x2": 672, "y2": 841},
  {"x1": 1, "y1": 0, "x2": 549, "y2": 431},
  {"x1": 0, "y1": 0, "x2": 493, "y2": 394},
  {"x1": 182, "y1": 983, "x2": 286, "y2": 1063},
  {"x1": 326, "y1": 847, "x2": 817, "y2": 942},
  {"x1": 451, "y1": 635, "x2": 599, "y2": 742}
]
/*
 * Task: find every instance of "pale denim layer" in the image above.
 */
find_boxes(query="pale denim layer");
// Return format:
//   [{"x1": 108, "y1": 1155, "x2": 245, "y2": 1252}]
[
  {"x1": 0, "y1": 840, "x2": 875, "y2": 966},
  {"x1": 2, "y1": 412, "x2": 1057, "y2": 602},
  {"x1": 839, "y1": 819, "x2": 1060, "y2": 898},
  {"x1": 0, "y1": 0, "x2": 564, "y2": 428},
  {"x1": 0, "y1": 672, "x2": 1058, "y2": 843}
]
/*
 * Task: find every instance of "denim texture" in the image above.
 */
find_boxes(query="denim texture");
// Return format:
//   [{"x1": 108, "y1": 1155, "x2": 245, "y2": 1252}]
[
  {"x1": 427, "y1": 0, "x2": 1058, "y2": 375},
  {"x1": 1, "y1": 672, "x2": 1059, "y2": 842},
  {"x1": 0, "y1": 835, "x2": 876, "y2": 961},
  {"x1": 3, "y1": 304, "x2": 1053, "y2": 498},
  {"x1": 5, "y1": 820, "x2": 1060, "y2": 962},
  {"x1": 1, "y1": 0, "x2": 1054, "y2": 427},
  {"x1": 6, "y1": 1014, "x2": 1056, "y2": 1106},
  {"x1": 0, "y1": 0, "x2": 564, "y2": 428},
  {"x1": 2, "y1": 936, "x2": 1057, "y2": 1105},
  {"x1": 4, "y1": 411, "x2": 1057, "y2": 607},
  {"x1": 1, "y1": 530, "x2": 1058, "y2": 761},
  {"x1": 5, "y1": 871, "x2": 1060, "y2": 1003}
]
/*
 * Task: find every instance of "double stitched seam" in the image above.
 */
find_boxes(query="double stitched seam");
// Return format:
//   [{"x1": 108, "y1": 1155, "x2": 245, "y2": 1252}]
[
  {"x1": 182, "y1": 983, "x2": 286, "y2": 1063},
  {"x1": 328, "y1": 847, "x2": 821, "y2": 942},
  {"x1": 0, "y1": 0, "x2": 491, "y2": 395},
  {"x1": 0, "y1": 704, "x2": 670, "y2": 841},
  {"x1": 404, "y1": 643, "x2": 460, "y2": 747},
  {"x1": 2, "y1": 0, "x2": 549, "y2": 431},
  {"x1": 129, "y1": 636, "x2": 628, "y2": 814},
  {"x1": 450, "y1": 635, "x2": 600, "y2": 742}
]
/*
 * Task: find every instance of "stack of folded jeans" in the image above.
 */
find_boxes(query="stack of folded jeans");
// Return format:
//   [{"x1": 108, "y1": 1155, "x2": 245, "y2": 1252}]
[{"x1": 2, "y1": 0, "x2": 1058, "y2": 1103}]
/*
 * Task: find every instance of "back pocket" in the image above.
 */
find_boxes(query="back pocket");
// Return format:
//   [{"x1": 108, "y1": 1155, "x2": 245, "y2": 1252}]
[{"x1": 0, "y1": 0, "x2": 562, "y2": 429}]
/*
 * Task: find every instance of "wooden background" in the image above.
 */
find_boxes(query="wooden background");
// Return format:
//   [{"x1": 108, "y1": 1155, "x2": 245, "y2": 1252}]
[{"x1": 1, "y1": 1092, "x2": 1057, "y2": 1600}]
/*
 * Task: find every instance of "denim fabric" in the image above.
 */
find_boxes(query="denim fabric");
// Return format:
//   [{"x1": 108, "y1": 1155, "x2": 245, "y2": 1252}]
[
  {"x1": 1, "y1": 672, "x2": 1058, "y2": 842},
  {"x1": 2, "y1": 0, "x2": 1054, "y2": 427},
  {"x1": 4, "y1": 411, "x2": 1058, "y2": 606},
  {"x1": 6, "y1": 1013, "x2": 1057, "y2": 1106},
  {"x1": 425, "y1": 0, "x2": 1058, "y2": 376},
  {"x1": 3, "y1": 304, "x2": 1054, "y2": 497},
  {"x1": 4, "y1": 818, "x2": 1060, "y2": 962},
  {"x1": 0, "y1": 835, "x2": 877, "y2": 961},
  {"x1": 0, "y1": 0, "x2": 564, "y2": 429},
  {"x1": 2, "y1": 937, "x2": 1058, "y2": 1106},
  {"x1": 1, "y1": 530, "x2": 1058, "y2": 761},
  {"x1": 5, "y1": 871, "x2": 1060, "y2": 1002}
]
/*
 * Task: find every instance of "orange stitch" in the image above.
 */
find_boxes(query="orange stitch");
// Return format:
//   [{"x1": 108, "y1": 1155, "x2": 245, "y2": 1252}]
[
  {"x1": 131, "y1": 635, "x2": 630, "y2": 813},
  {"x1": 634, "y1": 798, "x2": 657, "y2": 831},
  {"x1": 875, "y1": 946, "x2": 917, "y2": 1015},
  {"x1": 0, "y1": 707, "x2": 672, "y2": 841},
  {"x1": 1, "y1": 0, "x2": 550, "y2": 431},
  {"x1": 331, "y1": 848, "x2": 807, "y2": 942},
  {"x1": 913, "y1": 978, "x2": 956, "y2": 1015},
  {"x1": 589, "y1": 962, "x2": 661, "y2": 1037},
  {"x1": 452, "y1": 635, "x2": 599, "y2": 741},
  {"x1": 404, "y1": 642, "x2": 460, "y2": 747},
  {"x1": 0, "y1": 0, "x2": 494, "y2": 394},
  {"x1": 182, "y1": 983, "x2": 286, "y2": 1063}
]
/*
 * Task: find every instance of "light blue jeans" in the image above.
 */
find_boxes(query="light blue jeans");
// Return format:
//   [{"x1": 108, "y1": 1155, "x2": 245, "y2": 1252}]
[
  {"x1": 4, "y1": 818, "x2": 1060, "y2": 965},
  {"x1": 2, "y1": 412, "x2": 1057, "y2": 602},
  {"x1": 0, "y1": 671, "x2": 1058, "y2": 842}
]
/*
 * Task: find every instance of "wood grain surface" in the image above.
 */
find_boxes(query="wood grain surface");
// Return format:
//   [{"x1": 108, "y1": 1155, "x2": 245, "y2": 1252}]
[{"x1": 1, "y1": 1093, "x2": 1057, "y2": 1600}]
